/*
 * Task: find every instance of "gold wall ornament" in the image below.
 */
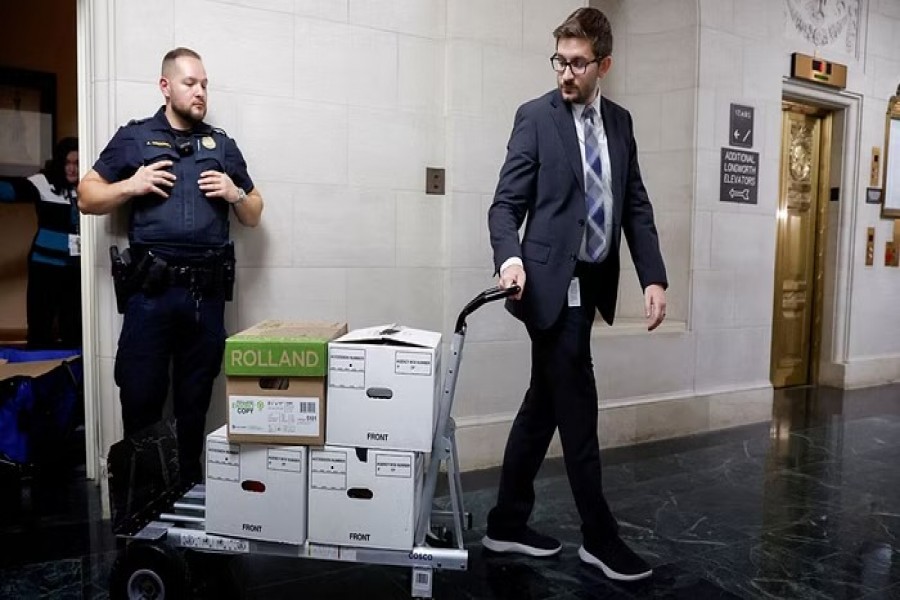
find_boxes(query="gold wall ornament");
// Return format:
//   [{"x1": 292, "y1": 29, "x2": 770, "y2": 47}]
[
  {"x1": 866, "y1": 227, "x2": 875, "y2": 266},
  {"x1": 881, "y1": 84, "x2": 900, "y2": 218},
  {"x1": 789, "y1": 123, "x2": 812, "y2": 182}
]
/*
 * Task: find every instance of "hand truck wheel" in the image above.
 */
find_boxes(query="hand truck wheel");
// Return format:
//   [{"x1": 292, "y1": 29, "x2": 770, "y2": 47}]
[{"x1": 109, "y1": 542, "x2": 191, "y2": 600}]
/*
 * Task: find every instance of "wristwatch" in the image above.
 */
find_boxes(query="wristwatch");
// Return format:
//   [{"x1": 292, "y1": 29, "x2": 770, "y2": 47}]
[{"x1": 233, "y1": 187, "x2": 247, "y2": 205}]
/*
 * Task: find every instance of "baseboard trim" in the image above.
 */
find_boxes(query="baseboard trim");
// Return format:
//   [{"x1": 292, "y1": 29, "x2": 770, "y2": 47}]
[
  {"x1": 820, "y1": 355, "x2": 900, "y2": 389},
  {"x1": 453, "y1": 385, "x2": 774, "y2": 472}
]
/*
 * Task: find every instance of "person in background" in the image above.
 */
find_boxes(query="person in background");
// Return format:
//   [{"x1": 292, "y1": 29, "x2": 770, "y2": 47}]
[
  {"x1": 78, "y1": 47, "x2": 262, "y2": 484},
  {"x1": 0, "y1": 137, "x2": 82, "y2": 349},
  {"x1": 484, "y1": 8, "x2": 667, "y2": 581}
]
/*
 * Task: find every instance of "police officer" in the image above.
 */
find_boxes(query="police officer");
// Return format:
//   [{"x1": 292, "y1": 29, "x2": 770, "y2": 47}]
[{"x1": 78, "y1": 47, "x2": 263, "y2": 483}]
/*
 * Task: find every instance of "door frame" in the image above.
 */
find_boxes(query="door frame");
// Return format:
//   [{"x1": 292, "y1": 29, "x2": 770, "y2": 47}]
[
  {"x1": 781, "y1": 79, "x2": 861, "y2": 383},
  {"x1": 76, "y1": 0, "x2": 96, "y2": 480},
  {"x1": 76, "y1": 0, "x2": 115, "y2": 481}
]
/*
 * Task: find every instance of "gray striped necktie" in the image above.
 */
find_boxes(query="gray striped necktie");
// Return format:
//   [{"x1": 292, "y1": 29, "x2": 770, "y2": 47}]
[{"x1": 582, "y1": 105, "x2": 605, "y2": 261}]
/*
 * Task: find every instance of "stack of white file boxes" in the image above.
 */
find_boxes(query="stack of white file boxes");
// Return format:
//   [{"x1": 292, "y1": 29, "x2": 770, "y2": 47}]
[
  {"x1": 206, "y1": 323, "x2": 441, "y2": 552},
  {"x1": 205, "y1": 320, "x2": 346, "y2": 545}
]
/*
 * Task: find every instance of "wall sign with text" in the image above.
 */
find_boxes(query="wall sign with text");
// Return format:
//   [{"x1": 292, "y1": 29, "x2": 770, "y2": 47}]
[
  {"x1": 729, "y1": 104, "x2": 754, "y2": 148},
  {"x1": 720, "y1": 148, "x2": 759, "y2": 204}
]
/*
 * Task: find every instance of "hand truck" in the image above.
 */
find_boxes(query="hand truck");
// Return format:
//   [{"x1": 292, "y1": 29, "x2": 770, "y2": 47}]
[{"x1": 107, "y1": 285, "x2": 518, "y2": 599}]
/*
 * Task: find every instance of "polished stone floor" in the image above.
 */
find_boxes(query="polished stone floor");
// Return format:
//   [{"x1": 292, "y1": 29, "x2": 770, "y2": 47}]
[{"x1": 2, "y1": 383, "x2": 900, "y2": 599}]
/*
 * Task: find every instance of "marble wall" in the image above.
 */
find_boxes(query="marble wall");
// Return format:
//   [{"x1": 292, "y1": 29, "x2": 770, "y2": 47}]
[
  {"x1": 79, "y1": 0, "x2": 900, "y2": 475},
  {"x1": 691, "y1": 0, "x2": 900, "y2": 390}
]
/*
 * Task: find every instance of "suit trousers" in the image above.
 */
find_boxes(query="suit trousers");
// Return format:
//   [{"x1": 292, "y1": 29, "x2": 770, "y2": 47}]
[{"x1": 487, "y1": 263, "x2": 619, "y2": 543}]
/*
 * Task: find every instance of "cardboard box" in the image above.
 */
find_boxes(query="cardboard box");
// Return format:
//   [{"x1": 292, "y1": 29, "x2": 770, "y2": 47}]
[
  {"x1": 0, "y1": 357, "x2": 75, "y2": 380},
  {"x1": 327, "y1": 325, "x2": 441, "y2": 452},
  {"x1": 223, "y1": 320, "x2": 346, "y2": 445},
  {"x1": 307, "y1": 446, "x2": 423, "y2": 551},
  {"x1": 226, "y1": 376, "x2": 327, "y2": 445},
  {"x1": 223, "y1": 320, "x2": 347, "y2": 377},
  {"x1": 205, "y1": 426, "x2": 308, "y2": 545}
]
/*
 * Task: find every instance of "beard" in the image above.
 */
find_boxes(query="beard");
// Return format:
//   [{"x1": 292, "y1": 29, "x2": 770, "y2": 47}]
[
  {"x1": 171, "y1": 99, "x2": 207, "y2": 127},
  {"x1": 558, "y1": 81, "x2": 592, "y2": 104}
]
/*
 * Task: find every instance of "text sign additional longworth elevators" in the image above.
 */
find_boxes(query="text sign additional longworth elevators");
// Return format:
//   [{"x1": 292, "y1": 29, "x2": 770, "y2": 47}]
[{"x1": 720, "y1": 148, "x2": 759, "y2": 204}]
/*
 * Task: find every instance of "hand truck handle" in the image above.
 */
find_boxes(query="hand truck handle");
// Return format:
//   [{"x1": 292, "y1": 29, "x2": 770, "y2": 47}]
[{"x1": 454, "y1": 285, "x2": 520, "y2": 334}]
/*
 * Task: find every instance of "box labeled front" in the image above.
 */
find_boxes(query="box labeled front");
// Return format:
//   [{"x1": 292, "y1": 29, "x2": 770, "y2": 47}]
[
  {"x1": 227, "y1": 376, "x2": 326, "y2": 445},
  {"x1": 307, "y1": 446, "x2": 423, "y2": 551},
  {"x1": 327, "y1": 325, "x2": 441, "y2": 452},
  {"x1": 223, "y1": 320, "x2": 347, "y2": 377},
  {"x1": 205, "y1": 426, "x2": 308, "y2": 545}
]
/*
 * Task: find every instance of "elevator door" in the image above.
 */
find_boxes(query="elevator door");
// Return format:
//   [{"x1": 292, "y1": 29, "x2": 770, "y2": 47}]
[{"x1": 771, "y1": 105, "x2": 831, "y2": 388}]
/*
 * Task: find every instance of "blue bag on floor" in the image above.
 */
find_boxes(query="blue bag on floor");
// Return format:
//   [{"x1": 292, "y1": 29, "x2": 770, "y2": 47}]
[{"x1": 0, "y1": 350, "x2": 82, "y2": 466}]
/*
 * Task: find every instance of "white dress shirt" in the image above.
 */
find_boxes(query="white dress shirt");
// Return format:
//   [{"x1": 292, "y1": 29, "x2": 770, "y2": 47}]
[{"x1": 500, "y1": 89, "x2": 614, "y2": 275}]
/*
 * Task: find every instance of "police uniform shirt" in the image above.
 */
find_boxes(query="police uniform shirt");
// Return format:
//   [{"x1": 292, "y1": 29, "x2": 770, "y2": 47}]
[{"x1": 92, "y1": 106, "x2": 254, "y2": 249}]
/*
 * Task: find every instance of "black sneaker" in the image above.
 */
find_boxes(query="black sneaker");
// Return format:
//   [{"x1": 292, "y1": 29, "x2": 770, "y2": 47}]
[
  {"x1": 482, "y1": 527, "x2": 562, "y2": 557},
  {"x1": 578, "y1": 537, "x2": 652, "y2": 581}
]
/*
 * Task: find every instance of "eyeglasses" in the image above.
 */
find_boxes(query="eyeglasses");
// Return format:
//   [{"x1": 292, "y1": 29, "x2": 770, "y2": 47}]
[{"x1": 550, "y1": 55, "x2": 601, "y2": 75}]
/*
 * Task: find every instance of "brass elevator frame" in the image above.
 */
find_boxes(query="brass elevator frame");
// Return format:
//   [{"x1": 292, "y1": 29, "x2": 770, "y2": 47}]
[{"x1": 771, "y1": 102, "x2": 833, "y2": 388}]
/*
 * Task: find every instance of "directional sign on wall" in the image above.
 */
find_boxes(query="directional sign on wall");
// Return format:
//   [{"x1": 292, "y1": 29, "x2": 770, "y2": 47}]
[
  {"x1": 729, "y1": 103, "x2": 754, "y2": 148},
  {"x1": 720, "y1": 148, "x2": 759, "y2": 204}
]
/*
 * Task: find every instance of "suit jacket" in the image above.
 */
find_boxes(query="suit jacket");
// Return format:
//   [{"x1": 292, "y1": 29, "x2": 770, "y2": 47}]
[{"x1": 488, "y1": 89, "x2": 667, "y2": 330}]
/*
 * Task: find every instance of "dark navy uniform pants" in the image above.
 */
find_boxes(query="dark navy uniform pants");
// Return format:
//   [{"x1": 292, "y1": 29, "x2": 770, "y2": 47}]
[{"x1": 114, "y1": 285, "x2": 226, "y2": 483}]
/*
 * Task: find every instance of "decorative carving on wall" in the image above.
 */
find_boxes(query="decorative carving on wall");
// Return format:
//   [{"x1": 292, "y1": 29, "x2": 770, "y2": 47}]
[
  {"x1": 786, "y1": 0, "x2": 860, "y2": 53},
  {"x1": 789, "y1": 123, "x2": 813, "y2": 183}
]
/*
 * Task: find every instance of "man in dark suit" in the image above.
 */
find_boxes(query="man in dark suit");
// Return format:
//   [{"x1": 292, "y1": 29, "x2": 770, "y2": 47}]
[{"x1": 484, "y1": 8, "x2": 667, "y2": 581}]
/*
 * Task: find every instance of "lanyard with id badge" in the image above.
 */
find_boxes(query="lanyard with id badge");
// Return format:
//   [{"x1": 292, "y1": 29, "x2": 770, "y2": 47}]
[
  {"x1": 568, "y1": 277, "x2": 581, "y2": 307},
  {"x1": 68, "y1": 189, "x2": 80, "y2": 257}
]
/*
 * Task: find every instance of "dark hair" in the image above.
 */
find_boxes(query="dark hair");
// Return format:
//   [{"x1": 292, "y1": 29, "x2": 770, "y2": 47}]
[
  {"x1": 45, "y1": 137, "x2": 78, "y2": 195},
  {"x1": 553, "y1": 8, "x2": 613, "y2": 60},
  {"x1": 161, "y1": 47, "x2": 203, "y2": 75}
]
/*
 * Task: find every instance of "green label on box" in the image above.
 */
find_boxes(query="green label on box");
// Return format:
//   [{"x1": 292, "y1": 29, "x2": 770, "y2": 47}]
[{"x1": 223, "y1": 321, "x2": 346, "y2": 376}]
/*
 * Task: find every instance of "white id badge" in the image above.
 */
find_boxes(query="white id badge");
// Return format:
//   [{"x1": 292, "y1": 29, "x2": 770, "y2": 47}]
[
  {"x1": 567, "y1": 277, "x2": 581, "y2": 307},
  {"x1": 68, "y1": 234, "x2": 81, "y2": 257}
]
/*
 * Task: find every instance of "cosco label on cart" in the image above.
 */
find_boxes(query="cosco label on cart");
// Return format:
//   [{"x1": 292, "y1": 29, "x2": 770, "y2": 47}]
[{"x1": 176, "y1": 531, "x2": 250, "y2": 553}]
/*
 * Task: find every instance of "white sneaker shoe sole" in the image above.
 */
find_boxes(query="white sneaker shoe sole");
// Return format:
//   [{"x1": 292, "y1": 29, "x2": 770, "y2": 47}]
[
  {"x1": 578, "y1": 545, "x2": 652, "y2": 581},
  {"x1": 481, "y1": 535, "x2": 562, "y2": 557}
]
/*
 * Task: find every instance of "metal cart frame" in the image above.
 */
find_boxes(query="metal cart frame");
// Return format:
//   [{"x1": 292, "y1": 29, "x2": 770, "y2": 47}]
[{"x1": 110, "y1": 286, "x2": 517, "y2": 599}]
